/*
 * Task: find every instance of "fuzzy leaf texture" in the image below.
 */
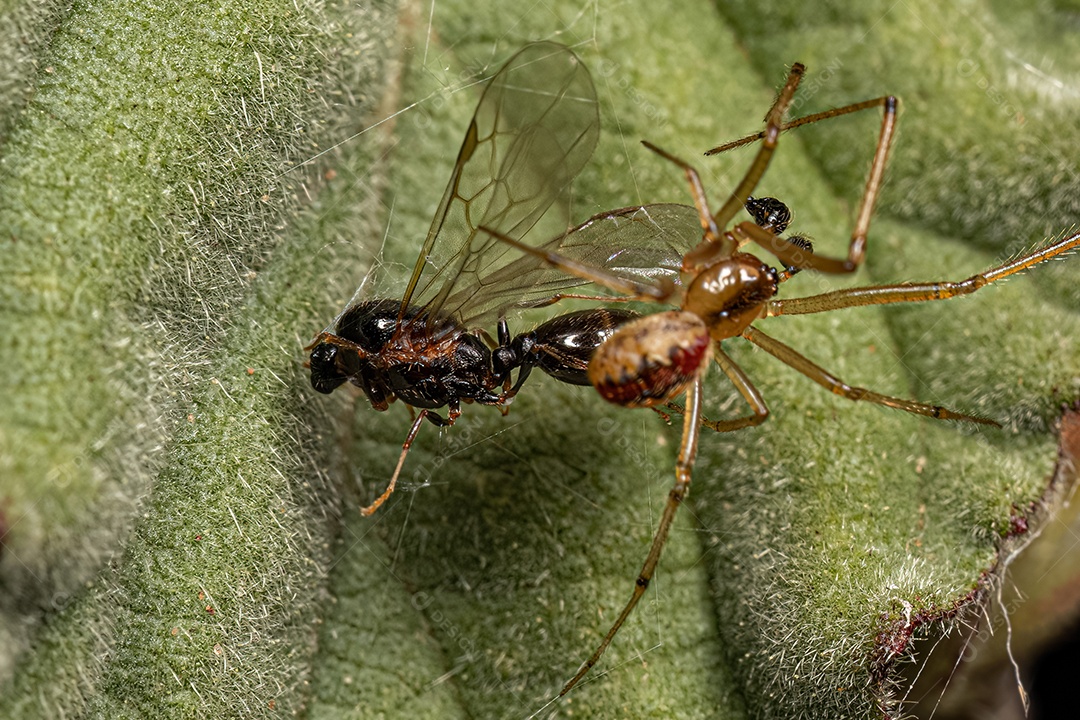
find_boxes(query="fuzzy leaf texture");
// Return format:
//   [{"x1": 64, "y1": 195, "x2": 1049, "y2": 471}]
[{"x1": 1, "y1": 1, "x2": 1078, "y2": 719}]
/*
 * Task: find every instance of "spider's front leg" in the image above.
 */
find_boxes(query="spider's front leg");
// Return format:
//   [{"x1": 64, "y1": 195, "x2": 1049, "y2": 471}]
[
  {"x1": 732, "y1": 95, "x2": 898, "y2": 276},
  {"x1": 480, "y1": 225, "x2": 677, "y2": 304},
  {"x1": 761, "y1": 229, "x2": 1080, "y2": 317},
  {"x1": 642, "y1": 63, "x2": 808, "y2": 273}
]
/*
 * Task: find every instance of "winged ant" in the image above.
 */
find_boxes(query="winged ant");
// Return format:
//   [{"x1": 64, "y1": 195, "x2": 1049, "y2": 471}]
[{"x1": 306, "y1": 43, "x2": 690, "y2": 514}]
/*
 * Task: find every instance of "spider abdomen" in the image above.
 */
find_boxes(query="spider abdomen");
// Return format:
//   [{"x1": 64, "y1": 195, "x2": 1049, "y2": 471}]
[{"x1": 587, "y1": 310, "x2": 712, "y2": 408}]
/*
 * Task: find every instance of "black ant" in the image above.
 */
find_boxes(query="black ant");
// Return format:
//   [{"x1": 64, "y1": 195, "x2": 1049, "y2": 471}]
[
  {"x1": 486, "y1": 62, "x2": 1080, "y2": 695},
  {"x1": 308, "y1": 43, "x2": 600, "y2": 513},
  {"x1": 306, "y1": 44, "x2": 706, "y2": 514}
]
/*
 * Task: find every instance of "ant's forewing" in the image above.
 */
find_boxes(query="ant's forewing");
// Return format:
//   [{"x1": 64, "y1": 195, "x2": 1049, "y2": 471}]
[
  {"x1": 397, "y1": 42, "x2": 602, "y2": 330},
  {"x1": 445, "y1": 203, "x2": 704, "y2": 327}
]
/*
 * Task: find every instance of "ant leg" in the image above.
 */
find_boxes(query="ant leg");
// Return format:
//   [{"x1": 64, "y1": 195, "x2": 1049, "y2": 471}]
[
  {"x1": 480, "y1": 225, "x2": 675, "y2": 303},
  {"x1": 360, "y1": 409, "x2": 429, "y2": 516},
  {"x1": 741, "y1": 326, "x2": 1000, "y2": 426},
  {"x1": 662, "y1": 345, "x2": 770, "y2": 432},
  {"x1": 561, "y1": 374, "x2": 704, "y2": 696},
  {"x1": 503, "y1": 364, "x2": 534, "y2": 399},
  {"x1": 359, "y1": 403, "x2": 463, "y2": 516},
  {"x1": 712, "y1": 63, "x2": 805, "y2": 231},
  {"x1": 731, "y1": 96, "x2": 898, "y2": 275},
  {"x1": 705, "y1": 97, "x2": 895, "y2": 156},
  {"x1": 761, "y1": 230, "x2": 1080, "y2": 317}
]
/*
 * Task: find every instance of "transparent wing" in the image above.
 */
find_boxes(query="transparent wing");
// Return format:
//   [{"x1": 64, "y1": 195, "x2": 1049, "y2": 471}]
[
  {"x1": 444, "y1": 203, "x2": 704, "y2": 328},
  {"x1": 400, "y1": 42, "x2": 600, "y2": 325}
]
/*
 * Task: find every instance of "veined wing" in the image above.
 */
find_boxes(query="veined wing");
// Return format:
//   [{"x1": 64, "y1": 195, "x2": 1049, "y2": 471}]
[
  {"x1": 400, "y1": 42, "x2": 600, "y2": 325},
  {"x1": 444, "y1": 203, "x2": 703, "y2": 328}
]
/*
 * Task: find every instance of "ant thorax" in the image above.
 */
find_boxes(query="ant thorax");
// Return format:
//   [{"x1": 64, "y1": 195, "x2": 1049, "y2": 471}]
[{"x1": 311, "y1": 299, "x2": 500, "y2": 411}]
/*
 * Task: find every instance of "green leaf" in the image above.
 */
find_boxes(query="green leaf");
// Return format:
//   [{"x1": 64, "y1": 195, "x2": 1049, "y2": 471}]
[{"x1": 1, "y1": 0, "x2": 1077, "y2": 718}]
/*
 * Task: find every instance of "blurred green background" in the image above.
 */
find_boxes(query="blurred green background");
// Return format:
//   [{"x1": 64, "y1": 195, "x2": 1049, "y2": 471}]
[{"x1": 1, "y1": 0, "x2": 1078, "y2": 717}]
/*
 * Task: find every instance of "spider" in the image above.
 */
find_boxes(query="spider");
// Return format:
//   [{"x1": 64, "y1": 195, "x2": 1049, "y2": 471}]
[{"x1": 486, "y1": 62, "x2": 1080, "y2": 695}]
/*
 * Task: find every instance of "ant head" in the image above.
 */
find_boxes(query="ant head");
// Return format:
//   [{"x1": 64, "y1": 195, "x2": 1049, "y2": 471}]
[{"x1": 308, "y1": 342, "x2": 358, "y2": 394}]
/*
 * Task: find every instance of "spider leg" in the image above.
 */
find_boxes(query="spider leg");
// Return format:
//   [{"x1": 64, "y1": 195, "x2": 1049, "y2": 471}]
[
  {"x1": 774, "y1": 234, "x2": 815, "y2": 282},
  {"x1": 741, "y1": 326, "x2": 1000, "y2": 426},
  {"x1": 705, "y1": 96, "x2": 895, "y2": 156},
  {"x1": 712, "y1": 63, "x2": 805, "y2": 230},
  {"x1": 640, "y1": 140, "x2": 726, "y2": 250},
  {"x1": 517, "y1": 292, "x2": 647, "y2": 309},
  {"x1": 670, "y1": 63, "x2": 805, "y2": 272},
  {"x1": 646, "y1": 64, "x2": 807, "y2": 273},
  {"x1": 662, "y1": 344, "x2": 769, "y2": 432},
  {"x1": 731, "y1": 96, "x2": 898, "y2": 275},
  {"x1": 480, "y1": 225, "x2": 675, "y2": 303},
  {"x1": 561, "y1": 373, "x2": 704, "y2": 696},
  {"x1": 762, "y1": 230, "x2": 1080, "y2": 317},
  {"x1": 704, "y1": 345, "x2": 770, "y2": 431},
  {"x1": 733, "y1": 220, "x2": 818, "y2": 272}
]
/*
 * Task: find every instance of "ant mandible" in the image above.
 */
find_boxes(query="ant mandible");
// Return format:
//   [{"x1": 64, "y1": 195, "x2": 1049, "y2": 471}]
[{"x1": 488, "y1": 62, "x2": 1080, "y2": 696}]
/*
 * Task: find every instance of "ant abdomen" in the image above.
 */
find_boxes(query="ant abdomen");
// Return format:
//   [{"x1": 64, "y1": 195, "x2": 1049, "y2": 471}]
[
  {"x1": 521, "y1": 308, "x2": 639, "y2": 386},
  {"x1": 587, "y1": 310, "x2": 712, "y2": 408}
]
